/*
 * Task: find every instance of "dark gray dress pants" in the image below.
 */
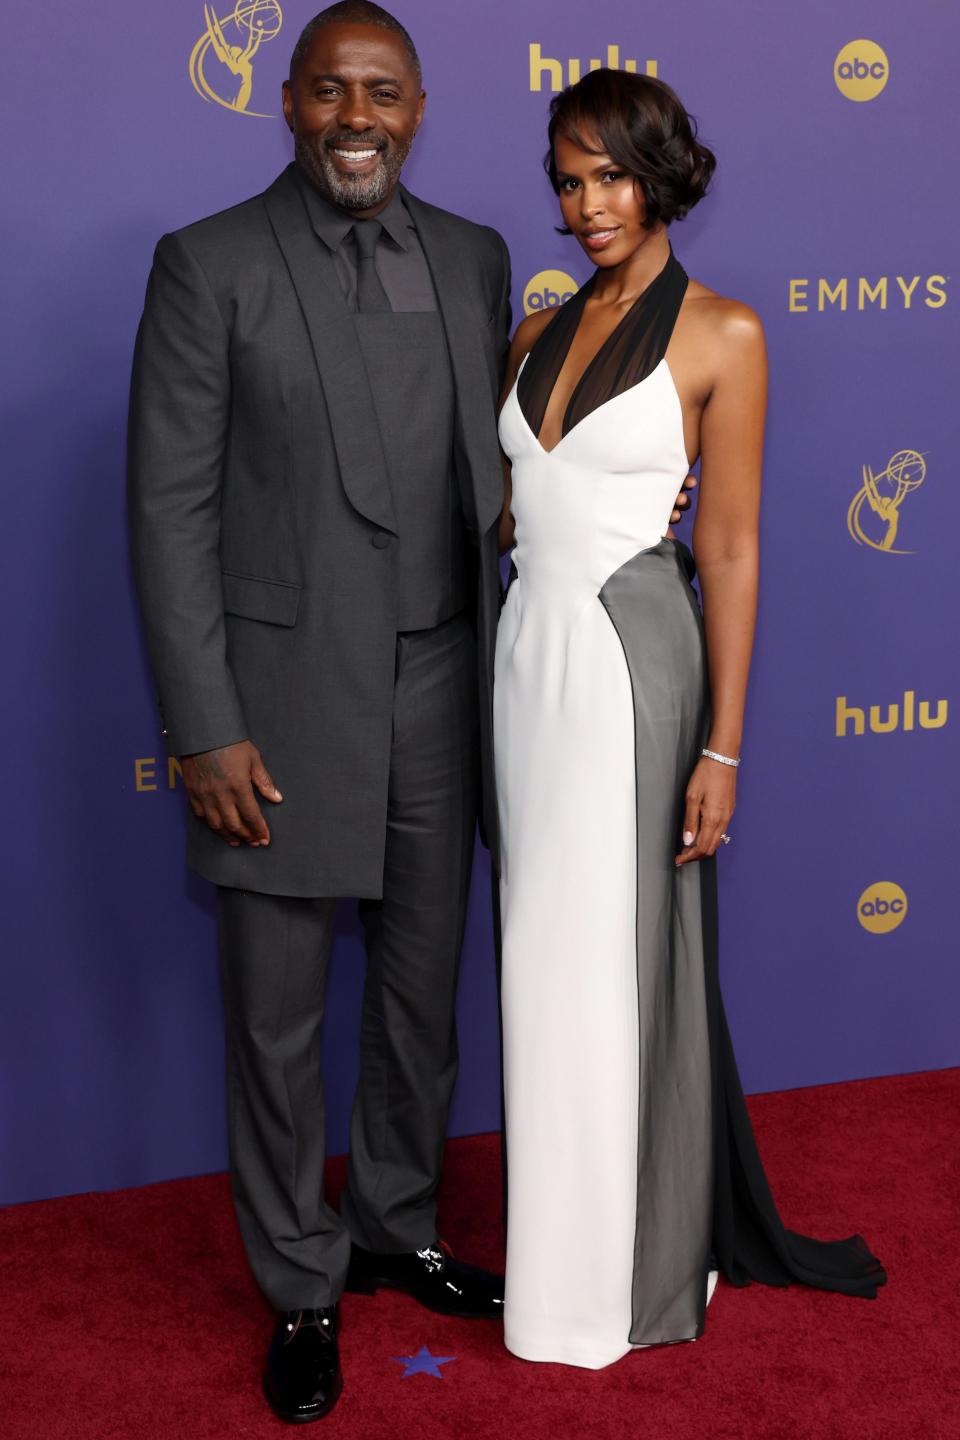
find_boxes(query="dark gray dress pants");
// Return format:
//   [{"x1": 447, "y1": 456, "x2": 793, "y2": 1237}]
[{"x1": 216, "y1": 614, "x2": 479, "y2": 1310}]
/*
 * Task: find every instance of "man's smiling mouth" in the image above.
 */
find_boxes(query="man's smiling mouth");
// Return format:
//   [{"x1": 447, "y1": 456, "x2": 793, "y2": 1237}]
[{"x1": 328, "y1": 143, "x2": 383, "y2": 165}]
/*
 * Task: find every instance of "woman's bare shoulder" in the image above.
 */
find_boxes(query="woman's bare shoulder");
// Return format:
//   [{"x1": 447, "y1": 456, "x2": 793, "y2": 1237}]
[
  {"x1": 682, "y1": 278, "x2": 765, "y2": 358},
  {"x1": 501, "y1": 308, "x2": 557, "y2": 400},
  {"x1": 510, "y1": 308, "x2": 557, "y2": 360}
]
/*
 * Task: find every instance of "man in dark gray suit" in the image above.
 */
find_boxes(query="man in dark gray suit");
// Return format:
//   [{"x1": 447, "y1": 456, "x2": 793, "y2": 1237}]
[
  {"x1": 128, "y1": 3, "x2": 508, "y2": 1422},
  {"x1": 129, "y1": 1, "x2": 693, "y2": 1423}
]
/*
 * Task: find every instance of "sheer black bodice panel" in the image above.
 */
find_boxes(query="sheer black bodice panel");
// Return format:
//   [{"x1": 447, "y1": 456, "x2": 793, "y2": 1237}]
[{"x1": 516, "y1": 248, "x2": 689, "y2": 445}]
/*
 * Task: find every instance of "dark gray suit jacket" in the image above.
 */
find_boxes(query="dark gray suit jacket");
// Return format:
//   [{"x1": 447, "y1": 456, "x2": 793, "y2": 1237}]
[{"x1": 128, "y1": 163, "x2": 510, "y2": 896}]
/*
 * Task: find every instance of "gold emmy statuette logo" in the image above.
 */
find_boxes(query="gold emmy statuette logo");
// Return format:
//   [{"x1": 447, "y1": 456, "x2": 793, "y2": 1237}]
[
  {"x1": 847, "y1": 449, "x2": 926, "y2": 554},
  {"x1": 189, "y1": 1, "x2": 283, "y2": 118},
  {"x1": 523, "y1": 270, "x2": 579, "y2": 317},
  {"x1": 834, "y1": 39, "x2": 889, "y2": 102},
  {"x1": 857, "y1": 882, "x2": 907, "y2": 935}
]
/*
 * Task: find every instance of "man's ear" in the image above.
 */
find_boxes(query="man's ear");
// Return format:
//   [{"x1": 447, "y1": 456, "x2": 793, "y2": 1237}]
[{"x1": 281, "y1": 81, "x2": 295, "y2": 134}]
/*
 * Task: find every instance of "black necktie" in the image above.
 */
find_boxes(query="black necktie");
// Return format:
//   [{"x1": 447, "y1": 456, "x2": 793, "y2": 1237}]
[{"x1": 352, "y1": 220, "x2": 391, "y2": 314}]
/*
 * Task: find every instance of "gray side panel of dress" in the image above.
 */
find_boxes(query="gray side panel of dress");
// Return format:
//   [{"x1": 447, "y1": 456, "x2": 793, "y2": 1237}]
[{"x1": 598, "y1": 539, "x2": 714, "y2": 1346}]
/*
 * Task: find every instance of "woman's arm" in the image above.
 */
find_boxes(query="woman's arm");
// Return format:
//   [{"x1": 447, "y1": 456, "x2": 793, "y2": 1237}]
[
  {"x1": 497, "y1": 312, "x2": 553, "y2": 553},
  {"x1": 676, "y1": 301, "x2": 767, "y2": 866}
]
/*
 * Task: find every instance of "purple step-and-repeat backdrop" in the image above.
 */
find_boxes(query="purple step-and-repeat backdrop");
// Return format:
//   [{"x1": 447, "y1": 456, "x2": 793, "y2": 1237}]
[{"x1": 2, "y1": 2, "x2": 956, "y2": 1206}]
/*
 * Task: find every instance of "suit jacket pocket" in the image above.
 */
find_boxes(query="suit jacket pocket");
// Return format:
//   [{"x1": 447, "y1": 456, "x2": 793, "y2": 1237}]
[{"x1": 221, "y1": 570, "x2": 301, "y2": 627}]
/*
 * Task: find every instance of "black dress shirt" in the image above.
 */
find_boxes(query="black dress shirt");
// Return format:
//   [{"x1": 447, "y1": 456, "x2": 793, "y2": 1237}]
[{"x1": 297, "y1": 170, "x2": 438, "y2": 313}]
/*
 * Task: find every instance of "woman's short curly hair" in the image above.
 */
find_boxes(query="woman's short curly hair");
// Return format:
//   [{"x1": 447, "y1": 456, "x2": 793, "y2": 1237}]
[{"x1": 545, "y1": 68, "x2": 716, "y2": 228}]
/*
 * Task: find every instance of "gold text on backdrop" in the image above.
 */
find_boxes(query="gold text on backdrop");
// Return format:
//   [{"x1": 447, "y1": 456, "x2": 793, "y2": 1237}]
[
  {"x1": 134, "y1": 757, "x2": 183, "y2": 792},
  {"x1": 857, "y1": 883, "x2": 907, "y2": 934},
  {"x1": 523, "y1": 271, "x2": 579, "y2": 316},
  {"x1": 835, "y1": 693, "x2": 948, "y2": 738},
  {"x1": 529, "y1": 43, "x2": 658, "y2": 91},
  {"x1": 788, "y1": 276, "x2": 947, "y2": 312},
  {"x1": 834, "y1": 40, "x2": 890, "y2": 102}
]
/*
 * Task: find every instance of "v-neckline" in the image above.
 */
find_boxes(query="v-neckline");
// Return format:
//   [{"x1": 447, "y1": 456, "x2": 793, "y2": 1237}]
[
  {"x1": 515, "y1": 353, "x2": 672, "y2": 459},
  {"x1": 531, "y1": 252, "x2": 676, "y2": 456}
]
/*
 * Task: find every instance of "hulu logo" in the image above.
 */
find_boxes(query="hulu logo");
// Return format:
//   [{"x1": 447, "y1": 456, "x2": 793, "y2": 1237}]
[
  {"x1": 835, "y1": 691, "x2": 948, "y2": 737},
  {"x1": 529, "y1": 43, "x2": 658, "y2": 92}
]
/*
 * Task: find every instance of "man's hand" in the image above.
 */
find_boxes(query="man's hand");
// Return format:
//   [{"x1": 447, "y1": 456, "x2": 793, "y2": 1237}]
[
  {"x1": 668, "y1": 473, "x2": 698, "y2": 530},
  {"x1": 181, "y1": 741, "x2": 283, "y2": 848}
]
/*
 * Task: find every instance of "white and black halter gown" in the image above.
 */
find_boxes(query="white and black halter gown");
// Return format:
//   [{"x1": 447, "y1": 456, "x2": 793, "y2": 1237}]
[{"x1": 494, "y1": 250, "x2": 885, "y2": 1369}]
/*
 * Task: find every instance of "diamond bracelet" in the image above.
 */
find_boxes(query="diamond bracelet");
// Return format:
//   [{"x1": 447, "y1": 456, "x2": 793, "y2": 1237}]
[{"x1": 701, "y1": 747, "x2": 741, "y2": 768}]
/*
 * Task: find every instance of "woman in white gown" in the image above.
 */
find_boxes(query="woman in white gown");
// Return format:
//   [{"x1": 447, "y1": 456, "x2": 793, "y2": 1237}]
[{"x1": 494, "y1": 69, "x2": 885, "y2": 1369}]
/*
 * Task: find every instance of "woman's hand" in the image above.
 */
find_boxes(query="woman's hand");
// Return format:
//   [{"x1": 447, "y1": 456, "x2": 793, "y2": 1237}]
[{"x1": 674, "y1": 755, "x2": 736, "y2": 866}]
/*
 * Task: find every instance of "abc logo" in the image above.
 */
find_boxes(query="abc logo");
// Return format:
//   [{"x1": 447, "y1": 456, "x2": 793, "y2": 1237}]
[
  {"x1": 834, "y1": 40, "x2": 889, "y2": 102},
  {"x1": 523, "y1": 269, "x2": 578, "y2": 317},
  {"x1": 857, "y1": 881, "x2": 908, "y2": 935}
]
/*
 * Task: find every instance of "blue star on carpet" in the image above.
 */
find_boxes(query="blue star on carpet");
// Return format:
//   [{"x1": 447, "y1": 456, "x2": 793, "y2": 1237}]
[{"x1": 392, "y1": 1345, "x2": 457, "y2": 1379}]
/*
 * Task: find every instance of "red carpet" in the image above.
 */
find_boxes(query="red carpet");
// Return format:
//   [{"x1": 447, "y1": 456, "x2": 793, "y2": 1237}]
[{"x1": 1, "y1": 1069, "x2": 958, "y2": 1440}]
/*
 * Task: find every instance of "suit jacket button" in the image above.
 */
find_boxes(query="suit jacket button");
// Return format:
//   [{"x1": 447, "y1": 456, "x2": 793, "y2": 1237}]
[{"x1": 372, "y1": 532, "x2": 391, "y2": 549}]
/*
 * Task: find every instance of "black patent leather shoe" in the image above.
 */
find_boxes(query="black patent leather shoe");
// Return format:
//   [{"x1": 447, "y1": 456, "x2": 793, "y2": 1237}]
[
  {"x1": 263, "y1": 1305, "x2": 343, "y2": 1425},
  {"x1": 346, "y1": 1242, "x2": 504, "y2": 1319}
]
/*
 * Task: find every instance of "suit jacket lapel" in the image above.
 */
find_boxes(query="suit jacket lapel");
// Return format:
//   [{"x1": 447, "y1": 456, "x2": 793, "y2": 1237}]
[
  {"x1": 402, "y1": 189, "x2": 504, "y2": 536},
  {"x1": 264, "y1": 166, "x2": 397, "y2": 535}
]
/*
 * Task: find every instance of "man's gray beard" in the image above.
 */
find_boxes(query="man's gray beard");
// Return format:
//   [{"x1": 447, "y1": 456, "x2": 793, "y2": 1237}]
[{"x1": 295, "y1": 133, "x2": 411, "y2": 210}]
